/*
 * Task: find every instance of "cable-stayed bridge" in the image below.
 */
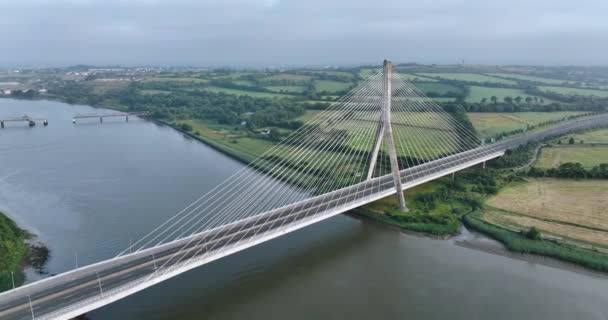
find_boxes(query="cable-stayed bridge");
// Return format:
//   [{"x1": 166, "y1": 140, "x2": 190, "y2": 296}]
[{"x1": 1, "y1": 60, "x2": 607, "y2": 320}]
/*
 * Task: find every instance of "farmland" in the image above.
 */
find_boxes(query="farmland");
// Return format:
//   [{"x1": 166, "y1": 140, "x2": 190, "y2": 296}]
[
  {"x1": 488, "y1": 73, "x2": 572, "y2": 85},
  {"x1": 484, "y1": 179, "x2": 608, "y2": 247},
  {"x1": 466, "y1": 86, "x2": 551, "y2": 103},
  {"x1": 538, "y1": 86, "x2": 608, "y2": 97},
  {"x1": 415, "y1": 73, "x2": 517, "y2": 85},
  {"x1": 534, "y1": 146, "x2": 608, "y2": 169},
  {"x1": 467, "y1": 112, "x2": 585, "y2": 137},
  {"x1": 314, "y1": 80, "x2": 352, "y2": 93}
]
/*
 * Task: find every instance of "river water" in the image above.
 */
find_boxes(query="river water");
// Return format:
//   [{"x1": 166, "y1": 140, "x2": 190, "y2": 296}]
[{"x1": 1, "y1": 98, "x2": 607, "y2": 320}]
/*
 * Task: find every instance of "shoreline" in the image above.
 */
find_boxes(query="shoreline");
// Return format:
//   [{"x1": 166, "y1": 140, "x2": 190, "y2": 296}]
[{"x1": 0, "y1": 211, "x2": 50, "y2": 293}]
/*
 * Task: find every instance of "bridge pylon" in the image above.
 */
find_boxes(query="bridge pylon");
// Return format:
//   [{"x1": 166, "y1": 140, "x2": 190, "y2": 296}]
[{"x1": 366, "y1": 59, "x2": 408, "y2": 212}]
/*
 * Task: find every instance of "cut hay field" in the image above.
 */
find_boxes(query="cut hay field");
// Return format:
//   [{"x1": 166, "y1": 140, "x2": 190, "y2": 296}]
[
  {"x1": 465, "y1": 86, "x2": 552, "y2": 103},
  {"x1": 484, "y1": 178, "x2": 608, "y2": 246},
  {"x1": 539, "y1": 86, "x2": 608, "y2": 97},
  {"x1": 467, "y1": 111, "x2": 584, "y2": 137},
  {"x1": 534, "y1": 145, "x2": 608, "y2": 168},
  {"x1": 415, "y1": 73, "x2": 517, "y2": 85}
]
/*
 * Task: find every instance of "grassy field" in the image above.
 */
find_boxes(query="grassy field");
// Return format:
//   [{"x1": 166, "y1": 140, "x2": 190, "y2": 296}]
[
  {"x1": 143, "y1": 77, "x2": 209, "y2": 83},
  {"x1": 539, "y1": 86, "x2": 608, "y2": 97},
  {"x1": 202, "y1": 86, "x2": 291, "y2": 98},
  {"x1": 413, "y1": 83, "x2": 463, "y2": 95},
  {"x1": 466, "y1": 86, "x2": 551, "y2": 103},
  {"x1": 396, "y1": 74, "x2": 438, "y2": 82},
  {"x1": 314, "y1": 80, "x2": 352, "y2": 93},
  {"x1": 356, "y1": 179, "x2": 461, "y2": 235},
  {"x1": 488, "y1": 73, "x2": 572, "y2": 85},
  {"x1": 534, "y1": 145, "x2": 608, "y2": 168},
  {"x1": 484, "y1": 178, "x2": 608, "y2": 247},
  {"x1": 566, "y1": 128, "x2": 608, "y2": 144},
  {"x1": 467, "y1": 112, "x2": 585, "y2": 137},
  {"x1": 260, "y1": 74, "x2": 312, "y2": 83},
  {"x1": 175, "y1": 120, "x2": 275, "y2": 162},
  {"x1": 264, "y1": 85, "x2": 307, "y2": 93},
  {"x1": 416, "y1": 73, "x2": 517, "y2": 85}
]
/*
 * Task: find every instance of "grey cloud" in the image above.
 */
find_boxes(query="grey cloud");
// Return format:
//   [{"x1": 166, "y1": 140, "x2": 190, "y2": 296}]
[{"x1": 1, "y1": 0, "x2": 608, "y2": 66}]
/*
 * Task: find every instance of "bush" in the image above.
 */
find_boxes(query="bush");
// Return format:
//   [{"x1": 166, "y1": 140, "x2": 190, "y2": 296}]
[{"x1": 525, "y1": 226, "x2": 541, "y2": 240}]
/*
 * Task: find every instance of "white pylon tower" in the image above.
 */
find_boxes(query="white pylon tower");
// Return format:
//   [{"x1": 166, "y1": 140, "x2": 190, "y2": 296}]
[{"x1": 366, "y1": 59, "x2": 409, "y2": 212}]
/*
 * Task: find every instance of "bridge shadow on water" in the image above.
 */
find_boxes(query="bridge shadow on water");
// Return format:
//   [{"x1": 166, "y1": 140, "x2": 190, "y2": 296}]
[{"x1": 90, "y1": 214, "x2": 390, "y2": 319}]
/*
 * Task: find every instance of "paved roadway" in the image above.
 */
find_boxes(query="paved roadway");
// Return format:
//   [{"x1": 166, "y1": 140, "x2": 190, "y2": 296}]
[{"x1": 1, "y1": 113, "x2": 607, "y2": 320}]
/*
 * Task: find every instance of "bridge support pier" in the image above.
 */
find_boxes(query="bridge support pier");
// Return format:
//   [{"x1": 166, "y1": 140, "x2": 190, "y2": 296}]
[
  {"x1": 382, "y1": 60, "x2": 408, "y2": 212},
  {"x1": 1, "y1": 121, "x2": 4, "y2": 128},
  {"x1": 100, "y1": 117, "x2": 103, "y2": 123},
  {"x1": 126, "y1": 115, "x2": 129, "y2": 122}
]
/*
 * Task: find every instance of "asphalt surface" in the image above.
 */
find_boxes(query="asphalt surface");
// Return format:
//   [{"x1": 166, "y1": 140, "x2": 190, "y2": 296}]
[{"x1": 0, "y1": 113, "x2": 607, "y2": 320}]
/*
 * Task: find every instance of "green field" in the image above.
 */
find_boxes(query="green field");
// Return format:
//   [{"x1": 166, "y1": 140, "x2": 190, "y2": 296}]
[
  {"x1": 260, "y1": 74, "x2": 312, "y2": 83},
  {"x1": 296, "y1": 110, "x2": 322, "y2": 122},
  {"x1": 416, "y1": 73, "x2": 517, "y2": 85},
  {"x1": 232, "y1": 80, "x2": 256, "y2": 86},
  {"x1": 397, "y1": 73, "x2": 438, "y2": 82},
  {"x1": 314, "y1": 80, "x2": 352, "y2": 93},
  {"x1": 143, "y1": 77, "x2": 209, "y2": 83},
  {"x1": 566, "y1": 128, "x2": 608, "y2": 144},
  {"x1": 202, "y1": 86, "x2": 291, "y2": 98},
  {"x1": 467, "y1": 112, "x2": 585, "y2": 137},
  {"x1": 535, "y1": 146, "x2": 608, "y2": 169},
  {"x1": 488, "y1": 73, "x2": 572, "y2": 85},
  {"x1": 175, "y1": 120, "x2": 275, "y2": 162},
  {"x1": 140, "y1": 89, "x2": 171, "y2": 95},
  {"x1": 466, "y1": 86, "x2": 551, "y2": 103},
  {"x1": 264, "y1": 85, "x2": 307, "y2": 93},
  {"x1": 539, "y1": 86, "x2": 608, "y2": 97},
  {"x1": 358, "y1": 68, "x2": 377, "y2": 78},
  {"x1": 413, "y1": 83, "x2": 463, "y2": 96}
]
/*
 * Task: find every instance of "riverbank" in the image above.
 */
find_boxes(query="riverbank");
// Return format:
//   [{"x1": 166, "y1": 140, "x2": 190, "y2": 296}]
[{"x1": 0, "y1": 211, "x2": 49, "y2": 293}]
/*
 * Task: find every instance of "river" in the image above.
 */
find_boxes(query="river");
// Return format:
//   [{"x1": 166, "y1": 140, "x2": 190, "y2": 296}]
[{"x1": 1, "y1": 98, "x2": 607, "y2": 320}]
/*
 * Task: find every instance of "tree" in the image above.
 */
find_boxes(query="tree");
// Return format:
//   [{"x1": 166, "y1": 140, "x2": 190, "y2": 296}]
[
  {"x1": 568, "y1": 137, "x2": 575, "y2": 144},
  {"x1": 525, "y1": 96, "x2": 533, "y2": 106},
  {"x1": 490, "y1": 96, "x2": 498, "y2": 105},
  {"x1": 481, "y1": 97, "x2": 487, "y2": 104},
  {"x1": 514, "y1": 96, "x2": 522, "y2": 105},
  {"x1": 504, "y1": 96, "x2": 513, "y2": 104},
  {"x1": 268, "y1": 128, "x2": 281, "y2": 141}
]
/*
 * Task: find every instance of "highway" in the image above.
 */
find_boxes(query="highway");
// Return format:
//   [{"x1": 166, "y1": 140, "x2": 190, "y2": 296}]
[{"x1": 0, "y1": 113, "x2": 607, "y2": 320}]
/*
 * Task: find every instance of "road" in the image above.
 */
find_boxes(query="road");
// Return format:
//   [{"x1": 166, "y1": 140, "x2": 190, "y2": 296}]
[{"x1": 0, "y1": 113, "x2": 607, "y2": 320}]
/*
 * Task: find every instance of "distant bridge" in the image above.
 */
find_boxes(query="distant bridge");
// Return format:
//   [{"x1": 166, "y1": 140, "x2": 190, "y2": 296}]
[
  {"x1": 1, "y1": 60, "x2": 607, "y2": 320},
  {"x1": 0, "y1": 115, "x2": 47, "y2": 128},
  {"x1": 72, "y1": 112, "x2": 149, "y2": 123}
]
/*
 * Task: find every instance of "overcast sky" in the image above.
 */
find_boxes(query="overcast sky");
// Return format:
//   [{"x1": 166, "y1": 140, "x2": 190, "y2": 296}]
[{"x1": 2, "y1": 0, "x2": 608, "y2": 67}]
